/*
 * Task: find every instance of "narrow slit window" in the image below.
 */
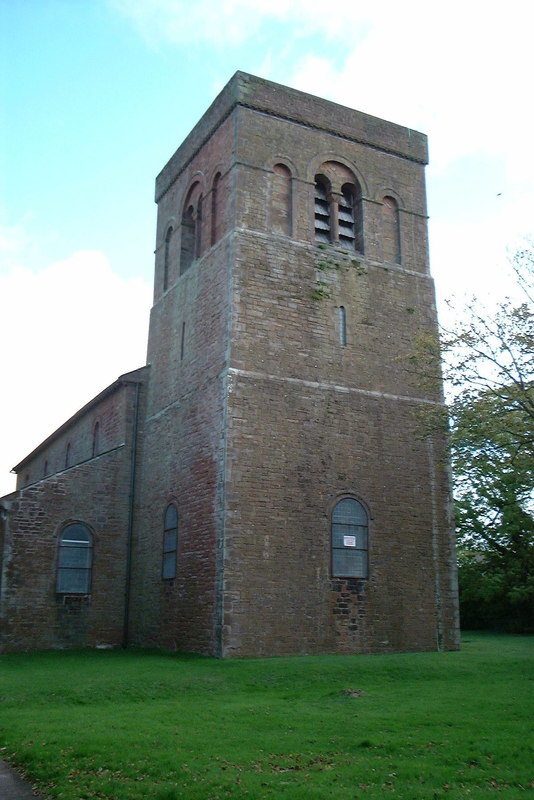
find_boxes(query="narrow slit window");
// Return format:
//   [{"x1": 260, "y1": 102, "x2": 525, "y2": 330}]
[
  {"x1": 339, "y1": 306, "x2": 347, "y2": 346},
  {"x1": 162, "y1": 504, "x2": 178, "y2": 580},
  {"x1": 180, "y1": 321, "x2": 185, "y2": 361}
]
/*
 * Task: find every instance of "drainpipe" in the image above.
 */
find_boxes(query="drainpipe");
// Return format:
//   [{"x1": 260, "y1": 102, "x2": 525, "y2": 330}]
[{"x1": 122, "y1": 381, "x2": 141, "y2": 648}]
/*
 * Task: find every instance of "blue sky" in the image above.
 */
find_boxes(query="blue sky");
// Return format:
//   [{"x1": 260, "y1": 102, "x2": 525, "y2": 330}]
[{"x1": 1, "y1": 0, "x2": 532, "y2": 495}]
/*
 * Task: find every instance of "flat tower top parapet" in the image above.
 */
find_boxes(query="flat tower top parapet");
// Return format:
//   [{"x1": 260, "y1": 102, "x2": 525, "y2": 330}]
[{"x1": 155, "y1": 71, "x2": 428, "y2": 202}]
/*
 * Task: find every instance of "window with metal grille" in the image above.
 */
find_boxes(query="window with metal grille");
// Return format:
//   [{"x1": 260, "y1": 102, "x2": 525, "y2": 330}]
[
  {"x1": 57, "y1": 524, "x2": 93, "y2": 594},
  {"x1": 162, "y1": 504, "x2": 178, "y2": 580},
  {"x1": 332, "y1": 497, "x2": 368, "y2": 578},
  {"x1": 314, "y1": 176, "x2": 331, "y2": 242}
]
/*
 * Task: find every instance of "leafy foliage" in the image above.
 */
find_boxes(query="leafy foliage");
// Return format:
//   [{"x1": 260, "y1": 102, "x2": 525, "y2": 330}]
[{"x1": 407, "y1": 245, "x2": 534, "y2": 631}]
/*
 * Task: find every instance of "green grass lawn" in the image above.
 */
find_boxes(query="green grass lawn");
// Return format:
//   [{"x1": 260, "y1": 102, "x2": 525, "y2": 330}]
[{"x1": 1, "y1": 634, "x2": 532, "y2": 800}]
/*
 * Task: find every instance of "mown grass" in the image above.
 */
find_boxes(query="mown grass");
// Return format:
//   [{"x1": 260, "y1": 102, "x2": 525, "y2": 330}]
[{"x1": 1, "y1": 634, "x2": 532, "y2": 799}]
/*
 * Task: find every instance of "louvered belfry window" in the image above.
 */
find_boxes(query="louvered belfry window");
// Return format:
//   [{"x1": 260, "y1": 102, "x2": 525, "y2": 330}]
[
  {"x1": 338, "y1": 184, "x2": 355, "y2": 248},
  {"x1": 314, "y1": 177, "x2": 331, "y2": 243}
]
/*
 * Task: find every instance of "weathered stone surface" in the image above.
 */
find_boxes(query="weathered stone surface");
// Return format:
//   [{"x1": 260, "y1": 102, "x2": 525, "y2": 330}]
[{"x1": 0, "y1": 73, "x2": 459, "y2": 657}]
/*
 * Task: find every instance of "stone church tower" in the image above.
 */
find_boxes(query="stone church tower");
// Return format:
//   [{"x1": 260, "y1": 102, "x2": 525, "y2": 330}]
[
  {"x1": 129, "y1": 72, "x2": 459, "y2": 656},
  {"x1": 0, "y1": 73, "x2": 459, "y2": 656}
]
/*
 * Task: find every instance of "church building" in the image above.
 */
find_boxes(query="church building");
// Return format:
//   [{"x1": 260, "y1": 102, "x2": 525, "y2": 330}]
[{"x1": 0, "y1": 72, "x2": 459, "y2": 656}]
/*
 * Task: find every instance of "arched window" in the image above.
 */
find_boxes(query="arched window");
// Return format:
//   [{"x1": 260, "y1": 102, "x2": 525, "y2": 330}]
[
  {"x1": 195, "y1": 194, "x2": 203, "y2": 257},
  {"x1": 163, "y1": 226, "x2": 173, "y2": 291},
  {"x1": 314, "y1": 162, "x2": 364, "y2": 252},
  {"x1": 162, "y1": 504, "x2": 178, "y2": 580},
  {"x1": 180, "y1": 183, "x2": 203, "y2": 275},
  {"x1": 65, "y1": 442, "x2": 71, "y2": 469},
  {"x1": 314, "y1": 175, "x2": 331, "y2": 243},
  {"x1": 92, "y1": 422, "x2": 100, "y2": 458},
  {"x1": 272, "y1": 163, "x2": 292, "y2": 236},
  {"x1": 57, "y1": 523, "x2": 93, "y2": 594},
  {"x1": 339, "y1": 306, "x2": 347, "y2": 346},
  {"x1": 211, "y1": 173, "x2": 221, "y2": 246},
  {"x1": 340, "y1": 182, "x2": 364, "y2": 252},
  {"x1": 382, "y1": 195, "x2": 401, "y2": 263},
  {"x1": 180, "y1": 205, "x2": 196, "y2": 274},
  {"x1": 331, "y1": 497, "x2": 368, "y2": 578}
]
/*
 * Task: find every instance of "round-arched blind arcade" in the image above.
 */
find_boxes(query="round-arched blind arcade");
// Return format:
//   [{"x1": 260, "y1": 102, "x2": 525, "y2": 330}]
[
  {"x1": 331, "y1": 498, "x2": 368, "y2": 578},
  {"x1": 382, "y1": 195, "x2": 401, "y2": 263}
]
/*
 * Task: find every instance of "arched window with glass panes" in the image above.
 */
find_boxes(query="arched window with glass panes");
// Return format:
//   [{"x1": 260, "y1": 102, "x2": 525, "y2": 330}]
[
  {"x1": 331, "y1": 497, "x2": 368, "y2": 578},
  {"x1": 56, "y1": 523, "x2": 93, "y2": 594}
]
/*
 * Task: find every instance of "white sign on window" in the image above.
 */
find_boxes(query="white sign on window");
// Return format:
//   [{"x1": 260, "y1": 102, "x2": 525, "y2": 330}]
[{"x1": 343, "y1": 535, "x2": 356, "y2": 548}]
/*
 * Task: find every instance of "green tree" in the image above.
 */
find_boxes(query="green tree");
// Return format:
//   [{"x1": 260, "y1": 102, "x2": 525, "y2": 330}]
[
  {"x1": 409, "y1": 245, "x2": 534, "y2": 631},
  {"x1": 452, "y1": 388, "x2": 534, "y2": 631}
]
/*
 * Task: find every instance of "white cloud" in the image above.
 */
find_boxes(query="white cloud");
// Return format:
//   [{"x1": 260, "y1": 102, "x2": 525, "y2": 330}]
[
  {"x1": 109, "y1": 0, "x2": 371, "y2": 47},
  {"x1": 110, "y1": 0, "x2": 532, "y2": 158},
  {"x1": 3, "y1": 0, "x2": 531, "y2": 496},
  {"x1": 112, "y1": 0, "x2": 533, "y2": 184},
  {"x1": 0, "y1": 249, "x2": 151, "y2": 497},
  {"x1": 280, "y1": 3, "x2": 533, "y2": 309},
  {"x1": 286, "y1": 3, "x2": 533, "y2": 167}
]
